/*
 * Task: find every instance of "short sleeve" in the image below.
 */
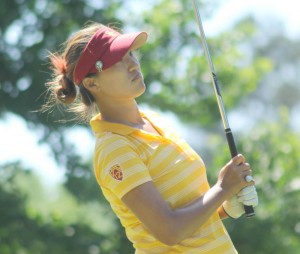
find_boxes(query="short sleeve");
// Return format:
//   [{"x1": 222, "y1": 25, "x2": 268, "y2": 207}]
[{"x1": 94, "y1": 135, "x2": 152, "y2": 199}]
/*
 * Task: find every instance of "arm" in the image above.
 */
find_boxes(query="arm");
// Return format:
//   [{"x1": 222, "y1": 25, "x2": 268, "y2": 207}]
[
  {"x1": 122, "y1": 154, "x2": 253, "y2": 246},
  {"x1": 122, "y1": 181, "x2": 228, "y2": 246}
]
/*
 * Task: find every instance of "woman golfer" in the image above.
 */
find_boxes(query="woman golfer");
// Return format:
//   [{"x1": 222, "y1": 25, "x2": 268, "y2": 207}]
[{"x1": 45, "y1": 22, "x2": 258, "y2": 253}]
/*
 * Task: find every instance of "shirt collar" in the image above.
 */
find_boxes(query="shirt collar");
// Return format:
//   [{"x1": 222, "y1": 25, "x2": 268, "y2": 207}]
[{"x1": 90, "y1": 112, "x2": 150, "y2": 135}]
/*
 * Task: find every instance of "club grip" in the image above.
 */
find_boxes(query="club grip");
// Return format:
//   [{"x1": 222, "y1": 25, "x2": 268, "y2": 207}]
[
  {"x1": 244, "y1": 205, "x2": 255, "y2": 217},
  {"x1": 225, "y1": 128, "x2": 238, "y2": 158},
  {"x1": 225, "y1": 128, "x2": 255, "y2": 218}
]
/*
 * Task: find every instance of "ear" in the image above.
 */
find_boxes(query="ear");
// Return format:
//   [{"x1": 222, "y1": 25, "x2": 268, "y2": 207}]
[{"x1": 82, "y1": 76, "x2": 100, "y2": 93}]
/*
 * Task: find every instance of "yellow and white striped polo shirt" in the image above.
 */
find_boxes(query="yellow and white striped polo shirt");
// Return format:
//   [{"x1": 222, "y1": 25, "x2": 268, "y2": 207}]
[{"x1": 90, "y1": 111, "x2": 237, "y2": 254}]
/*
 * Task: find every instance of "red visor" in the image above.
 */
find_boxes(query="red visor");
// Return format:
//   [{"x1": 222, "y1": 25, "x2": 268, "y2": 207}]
[{"x1": 73, "y1": 26, "x2": 148, "y2": 85}]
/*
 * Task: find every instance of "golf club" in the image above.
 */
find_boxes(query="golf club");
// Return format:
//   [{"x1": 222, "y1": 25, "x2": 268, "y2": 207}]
[{"x1": 192, "y1": 0, "x2": 255, "y2": 217}]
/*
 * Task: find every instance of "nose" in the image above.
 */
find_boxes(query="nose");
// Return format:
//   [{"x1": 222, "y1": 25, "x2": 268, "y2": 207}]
[
  {"x1": 125, "y1": 54, "x2": 139, "y2": 72},
  {"x1": 129, "y1": 62, "x2": 139, "y2": 72}
]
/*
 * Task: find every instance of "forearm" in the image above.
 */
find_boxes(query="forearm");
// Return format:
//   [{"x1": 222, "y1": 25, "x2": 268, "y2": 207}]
[
  {"x1": 122, "y1": 154, "x2": 252, "y2": 246},
  {"x1": 123, "y1": 181, "x2": 231, "y2": 246},
  {"x1": 168, "y1": 184, "x2": 230, "y2": 244}
]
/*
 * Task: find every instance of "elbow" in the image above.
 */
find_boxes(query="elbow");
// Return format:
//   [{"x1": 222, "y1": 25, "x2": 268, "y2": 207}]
[
  {"x1": 156, "y1": 235, "x2": 181, "y2": 246},
  {"x1": 161, "y1": 238, "x2": 181, "y2": 247},
  {"x1": 155, "y1": 235, "x2": 177, "y2": 246},
  {"x1": 151, "y1": 224, "x2": 183, "y2": 246}
]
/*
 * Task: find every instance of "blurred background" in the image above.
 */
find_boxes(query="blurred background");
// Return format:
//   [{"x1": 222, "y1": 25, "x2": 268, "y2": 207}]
[{"x1": 1, "y1": 0, "x2": 299, "y2": 253}]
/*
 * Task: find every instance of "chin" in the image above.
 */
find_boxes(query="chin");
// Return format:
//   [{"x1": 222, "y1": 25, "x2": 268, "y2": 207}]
[{"x1": 134, "y1": 83, "x2": 146, "y2": 98}]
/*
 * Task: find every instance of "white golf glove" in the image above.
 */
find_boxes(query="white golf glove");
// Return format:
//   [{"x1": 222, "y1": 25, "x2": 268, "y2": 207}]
[{"x1": 223, "y1": 186, "x2": 259, "y2": 219}]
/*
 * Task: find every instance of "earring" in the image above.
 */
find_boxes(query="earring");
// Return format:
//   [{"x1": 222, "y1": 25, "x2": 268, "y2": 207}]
[{"x1": 95, "y1": 61, "x2": 103, "y2": 72}]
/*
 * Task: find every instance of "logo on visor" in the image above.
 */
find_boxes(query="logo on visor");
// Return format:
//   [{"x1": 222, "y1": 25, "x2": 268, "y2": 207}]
[
  {"x1": 105, "y1": 31, "x2": 118, "y2": 37},
  {"x1": 109, "y1": 164, "x2": 123, "y2": 181}
]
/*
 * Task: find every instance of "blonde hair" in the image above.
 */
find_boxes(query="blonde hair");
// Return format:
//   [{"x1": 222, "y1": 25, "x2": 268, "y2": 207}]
[{"x1": 42, "y1": 22, "x2": 104, "y2": 123}]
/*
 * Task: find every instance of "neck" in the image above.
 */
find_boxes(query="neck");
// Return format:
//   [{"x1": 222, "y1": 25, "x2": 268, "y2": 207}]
[{"x1": 96, "y1": 98, "x2": 144, "y2": 127}]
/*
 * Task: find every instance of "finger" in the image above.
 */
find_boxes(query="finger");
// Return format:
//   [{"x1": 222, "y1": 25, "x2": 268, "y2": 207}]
[
  {"x1": 239, "y1": 164, "x2": 251, "y2": 172},
  {"x1": 237, "y1": 189, "x2": 258, "y2": 200},
  {"x1": 238, "y1": 195, "x2": 258, "y2": 203},
  {"x1": 232, "y1": 154, "x2": 245, "y2": 165},
  {"x1": 240, "y1": 196, "x2": 259, "y2": 207},
  {"x1": 243, "y1": 163, "x2": 251, "y2": 170},
  {"x1": 242, "y1": 198, "x2": 258, "y2": 207},
  {"x1": 238, "y1": 186, "x2": 256, "y2": 196},
  {"x1": 237, "y1": 190, "x2": 257, "y2": 201},
  {"x1": 244, "y1": 175, "x2": 254, "y2": 183},
  {"x1": 237, "y1": 187, "x2": 258, "y2": 207}
]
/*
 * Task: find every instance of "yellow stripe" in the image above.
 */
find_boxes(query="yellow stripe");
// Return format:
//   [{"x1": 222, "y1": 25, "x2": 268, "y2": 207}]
[
  {"x1": 148, "y1": 146, "x2": 179, "y2": 175},
  {"x1": 91, "y1": 112, "x2": 236, "y2": 253},
  {"x1": 156, "y1": 162, "x2": 203, "y2": 193},
  {"x1": 166, "y1": 176, "x2": 206, "y2": 206},
  {"x1": 181, "y1": 219, "x2": 227, "y2": 245}
]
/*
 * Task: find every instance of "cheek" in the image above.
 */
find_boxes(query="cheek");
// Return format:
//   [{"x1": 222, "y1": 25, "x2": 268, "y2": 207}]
[
  {"x1": 98, "y1": 74, "x2": 126, "y2": 94},
  {"x1": 98, "y1": 72, "x2": 115, "y2": 85},
  {"x1": 103, "y1": 65, "x2": 128, "y2": 81},
  {"x1": 107, "y1": 75, "x2": 127, "y2": 90}
]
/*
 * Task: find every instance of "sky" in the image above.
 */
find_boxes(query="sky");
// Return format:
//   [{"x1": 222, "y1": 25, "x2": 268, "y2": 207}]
[
  {"x1": 204, "y1": 0, "x2": 300, "y2": 38},
  {"x1": 1, "y1": 0, "x2": 299, "y2": 185},
  {"x1": 0, "y1": 114, "x2": 94, "y2": 185}
]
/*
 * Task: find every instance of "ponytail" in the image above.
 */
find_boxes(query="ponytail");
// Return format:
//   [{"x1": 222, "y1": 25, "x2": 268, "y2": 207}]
[{"x1": 41, "y1": 22, "x2": 102, "y2": 123}]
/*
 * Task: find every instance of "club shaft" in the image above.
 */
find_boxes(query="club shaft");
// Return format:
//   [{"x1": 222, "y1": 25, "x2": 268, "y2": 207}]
[{"x1": 192, "y1": 0, "x2": 255, "y2": 217}]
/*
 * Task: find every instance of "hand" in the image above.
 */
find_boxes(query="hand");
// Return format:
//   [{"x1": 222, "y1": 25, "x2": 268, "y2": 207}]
[
  {"x1": 237, "y1": 185, "x2": 259, "y2": 207},
  {"x1": 223, "y1": 185, "x2": 259, "y2": 219},
  {"x1": 217, "y1": 154, "x2": 253, "y2": 197}
]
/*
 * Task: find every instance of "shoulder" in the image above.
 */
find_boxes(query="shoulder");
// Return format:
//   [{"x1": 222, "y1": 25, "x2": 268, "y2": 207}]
[{"x1": 95, "y1": 132, "x2": 133, "y2": 153}]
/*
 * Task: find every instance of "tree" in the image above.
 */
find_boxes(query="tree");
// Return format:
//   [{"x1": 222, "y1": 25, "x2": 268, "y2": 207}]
[
  {"x1": 1, "y1": 0, "x2": 299, "y2": 253},
  {"x1": 0, "y1": 162, "x2": 134, "y2": 254},
  {"x1": 222, "y1": 111, "x2": 300, "y2": 254}
]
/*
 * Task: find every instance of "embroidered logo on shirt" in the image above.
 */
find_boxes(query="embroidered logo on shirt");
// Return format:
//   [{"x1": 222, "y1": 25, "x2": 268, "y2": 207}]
[{"x1": 109, "y1": 164, "x2": 123, "y2": 181}]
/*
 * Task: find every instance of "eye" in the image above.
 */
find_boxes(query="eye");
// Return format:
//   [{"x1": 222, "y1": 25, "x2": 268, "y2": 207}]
[{"x1": 129, "y1": 50, "x2": 142, "y2": 61}]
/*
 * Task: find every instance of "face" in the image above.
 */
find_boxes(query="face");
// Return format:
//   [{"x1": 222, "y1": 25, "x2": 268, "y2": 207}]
[{"x1": 90, "y1": 50, "x2": 145, "y2": 100}]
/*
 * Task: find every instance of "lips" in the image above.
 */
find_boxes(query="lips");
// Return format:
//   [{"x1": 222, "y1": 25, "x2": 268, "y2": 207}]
[{"x1": 132, "y1": 72, "x2": 142, "y2": 81}]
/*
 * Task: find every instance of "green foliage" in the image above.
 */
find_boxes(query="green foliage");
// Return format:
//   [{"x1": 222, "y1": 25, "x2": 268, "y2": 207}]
[
  {"x1": 1, "y1": 0, "x2": 300, "y2": 253},
  {"x1": 137, "y1": 3, "x2": 272, "y2": 129},
  {"x1": 208, "y1": 109, "x2": 300, "y2": 253},
  {"x1": 0, "y1": 162, "x2": 133, "y2": 254},
  {"x1": 0, "y1": 0, "x2": 121, "y2": 124}
]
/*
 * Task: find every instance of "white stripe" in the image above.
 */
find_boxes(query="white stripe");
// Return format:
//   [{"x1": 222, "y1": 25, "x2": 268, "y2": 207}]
[
  {"x1": 157, "y1": 162, "x2": 204, "y2": 193},
  {"x1": 185, "y1": 234, "x2": 233, "y2": 254},
  {"x1": 182, "y1": 220, "x2": 224, "y2": 244},
  {"x1": 166, "y1": 176, "x2": 206, "y2": 204},
  {"x1": 148, "y1": 146, "x2": 177, "y2": 170},
  {"x1": 101, "y1": 157, "x2": 147, "y2": 181}
]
